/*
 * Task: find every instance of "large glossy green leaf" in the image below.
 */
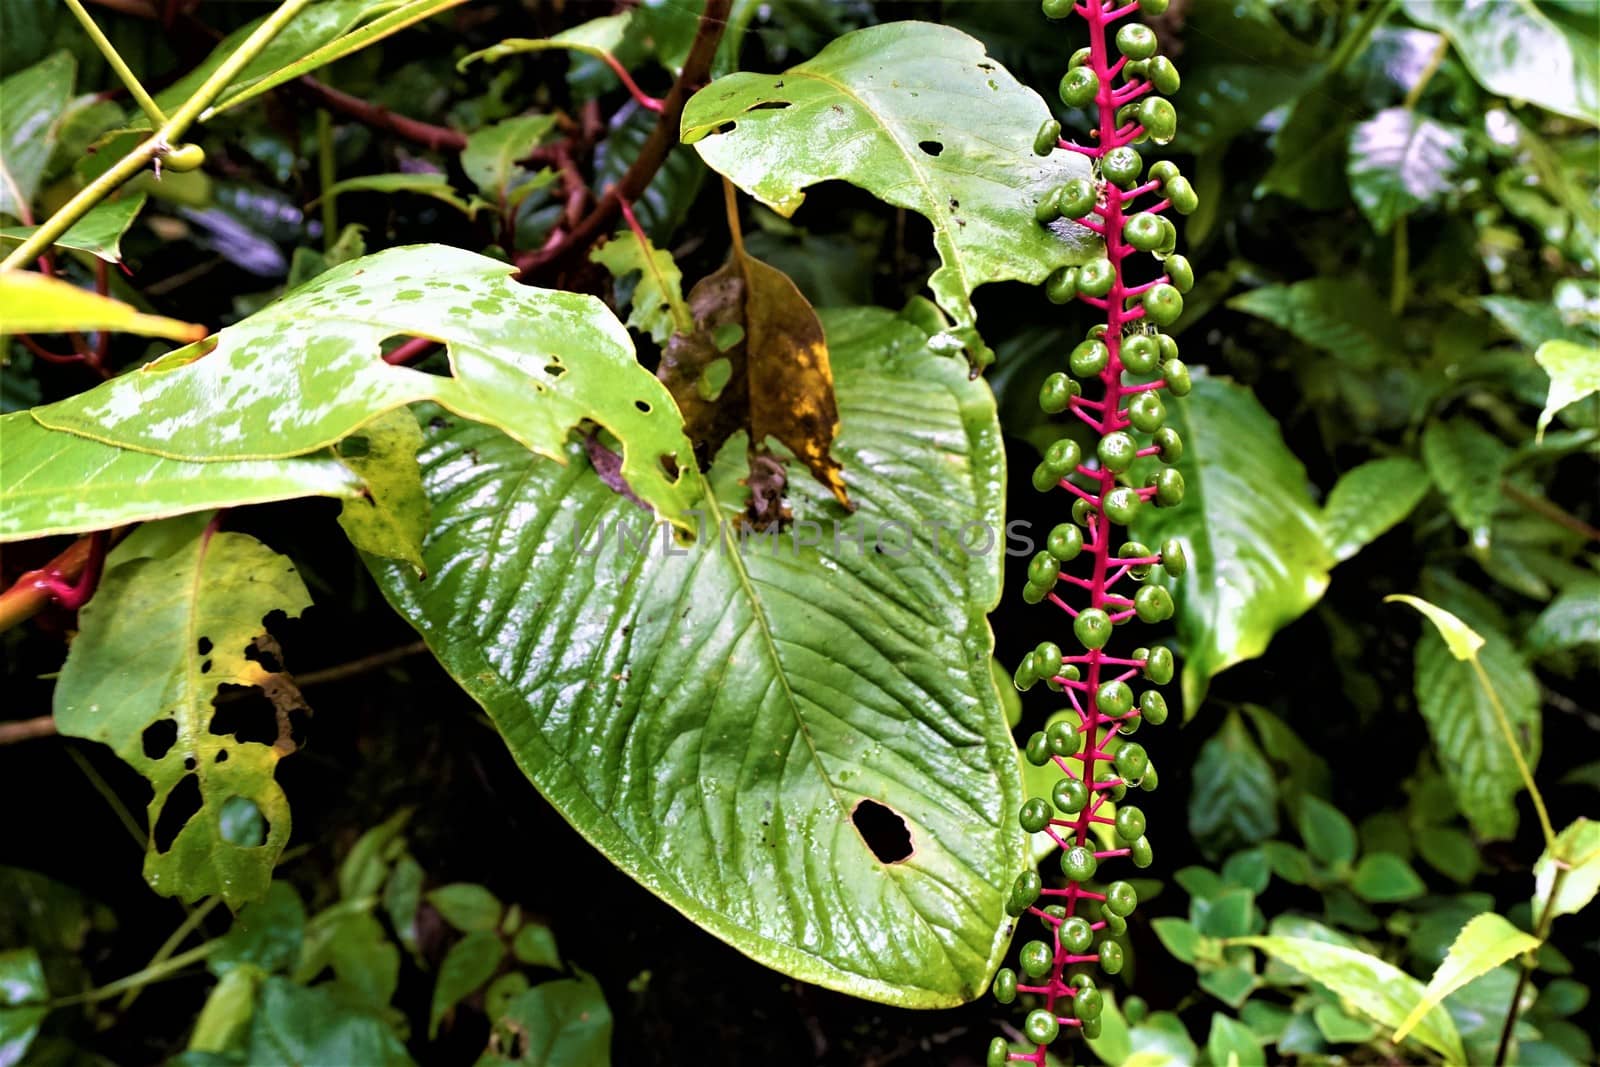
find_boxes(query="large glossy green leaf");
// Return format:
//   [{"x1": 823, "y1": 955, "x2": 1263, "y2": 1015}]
[
  {"x1": 0, "y1": 948, "x2": 47, "y2": 1067},
  {"x1": 681, "y1": 22, "x2": 1097, "y2": 365},
  {"x1": 1131, "y1": 376, "x2": 1333, "y2": 711},
  {"x1": 1401, "y1": 0, "x2": 1599, "y2": 125},
  {"x1": 1320, "y1": 456, "x2": 1431, "y2": 563},
  {"x1": 0, "y1": 51, "x2": 73, "y2": 218},
  {"x1": 1228, "y1": 280, "x2": 1403, "y2": 370},
  {"x1": 1394, "y1": 914, "x2": 1540, "y2": 1043},
  {"x1": 1408, "y1": 598, "x2": 1540, "y2": 840},
  {"x1": 1347, "y1": 108, "x2": 1469, "y2": 234},
  {"x1": 368, "y1": 306, "x2": 1022, "y2": 1006},
  {"x1": 1534, "y1": 339, "x2": 1600, "y2": 440},
  {"x1": 0, "y1": 412, "x2": 364, "y2": 542},
  {"x1": 53, "y1": 519, "x2": 313, "y2": 906},
  {"x1": 0, "y1": 270, "x2": 204, "y2": 341},
  {"x1": 1232, "y1": 936, "x2": 1464, "y2": 1063},
  {"x1": 0, "y1": 193, "x2": 145, "y2": 263},
  {"x1": 31, "y1": 245, "x2": 701, "y2": 526}
]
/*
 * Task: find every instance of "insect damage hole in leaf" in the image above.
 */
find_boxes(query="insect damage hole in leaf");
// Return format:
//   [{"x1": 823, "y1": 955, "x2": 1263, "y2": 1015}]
[
  {"x1": 852, "y1": 799, "x2": 915, "y2": 864},
  {"x1": 142, "y1": 718, "x2": 178, "y2": 760},
  {"x1": 153, "y1": 774, "x2": 203, "y2": 853},
  {"x1": 209, "y1": 685, "x2": 283, "y2": 747},
  {"x1": 917, "y1": 140, "x2": 944, "y2": 156}
]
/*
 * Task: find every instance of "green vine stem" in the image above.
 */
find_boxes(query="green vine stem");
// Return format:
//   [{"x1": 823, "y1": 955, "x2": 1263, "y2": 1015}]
[
  {"x1": 0, "y1": 0, "x2": 312, "y2": 273},
  {"x1": 62, "y1": 0, "x2": 168, "y2": 127}
]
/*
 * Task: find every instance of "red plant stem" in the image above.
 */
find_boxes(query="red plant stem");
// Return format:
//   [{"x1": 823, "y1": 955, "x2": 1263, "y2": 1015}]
[
  {"x1": 596, "y1": 50, "x2": 665, "y2": 113},
  {"x1": 0, "y1": 531, "x2": 110, "y2": 633}
]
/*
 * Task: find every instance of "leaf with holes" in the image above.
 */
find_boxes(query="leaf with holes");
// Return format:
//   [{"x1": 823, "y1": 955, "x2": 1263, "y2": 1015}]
[
  {"x1": 1132, "y1": 376, "x2": 1333, "y2": 712},
  {"x1": 590, "y1": 229, "x2": 693, "y2": 346},
  {"x1": 366, "y1": 305, "x2": 1021, "y2": 1006},
  {"x1": 31, "y1": 245, "x2": 702, "y2": 528},
  {"x1": 0, "y1": 412, "x2": 366, "y2": 542},
  {"x1": 1347, "y1": 108, "x2": 1468, "y2": 234},
  {"x1": 0, "y1": 194, "x2": 146, "y2": 263},
  {"x1": 52, "y1": 517, "x2": 313, "y2": 906},
  {"x1": 681, "y1": 22, "x2": 1098, "y2": 366}
]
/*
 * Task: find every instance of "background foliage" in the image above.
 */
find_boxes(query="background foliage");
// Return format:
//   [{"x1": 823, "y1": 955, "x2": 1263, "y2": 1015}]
[{"x1": 1, "y1": 0, "x2": 1596, "y2": 1064}]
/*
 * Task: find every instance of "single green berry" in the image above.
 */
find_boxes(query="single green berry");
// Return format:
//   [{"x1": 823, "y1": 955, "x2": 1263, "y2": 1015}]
[
  {"x1": 1120, "y1": 542, "x2": 1153, "y2": 580},
  {"x1": 1013, "y1": 652, "x2": 1038, "y2": 691},
  {"x1": 1045, "y1": 265, "x2": 1078, "y2": 304},
  {"x1": 1059, "y1": 66, "x2": 1099, "y2": 109},
  {"x1": 1032, "y1": 461, "x2": 1060, "y2": 493},
  {"x1": 1024, "y1": 1008, "x2": 1060, "y2": 1045},
  {"x1": 1053, "y1": 777, "x2": 1089, "y2": 813},
  {"x1": 1128, "y1": 391, "x2": 1166, "y2": 432},
  {"x1": 1098, "y1": 431, "x2": 1137, "y2": 472},
  {"x1": 1116, "y1": 23, "x2": 1159, "y2": 60},
  {"x1": 1163, "y1": 358, "x2": 1192, "y2": 396},
  {"x1": 1161, "y1": 538, "x2": 1186, "y2": 577},
  {"x1": 1035, "y1": 117, "x2": 1062, "y2": 155},
  {"x1": 1139, "y1": 0, "x2": 1171, "y2": 12},
  {"x1": 1124, "y1": 212, "x2": 1164, "y2": 252},
  {"x1": 1025, "y1": 731, "x2": 1052, "y2": 765},
  {"x1": 1156, "y1": 331, "x2": 1179, "y2": 363},
  {"x1": 987, "y1": 1037, "x2": 1008, "y2": 1067},
  {"x1": 1114, "y1": 741, "x2": 1150, "y2": 779},
  {"x1": 1098, "y1": 940, "x2": 1125, "y2": 974},
  {"x1": 1153, "y1": 426, "x2": 1183, "y2": 463},
  {"x1": 1105, "y1": 880, "x2": 1139, "y2": 917},
  {"x1": 1143, "y1": 646, "x2": 1174, "y2": 684},
  {"x1": 1122, "y1": 58, "x2": 1149, "y2": 83},
  {"x1": 1121, "y1": 334, "x2": 1159, "y2": 375},
  {"x1": 1019, "y1": 797, "x2": 1052, "y2": 833},
  {"x1": 1087, "y1": 324, "x2": 1108, "y2": 340},
  {"x1": 1034, "y1": 187, "x2": 1062, "y2": 224},
  {"x1": 1142, "y1": 284, "x2": 1183, "y2": 326},
  {"x1": 1020, "y1": 939, "x2": 1054, "y2": 978},
  {"x1": 1042, "y1": 0, "x2": 1074, "y2": 17},
  {"x1": 1047, "y1": 718, "x2": 1081, "y2": 756},
  {"x1": 1167, "y1": 175, "x2": 1199, "y2": 214},
  {"x1": 1075, "y1": 609, "x2": 1112, "y2": 650},
  {"x1": 1153, "y1": 467, "x2": 1185, "y2": 507},
  {"x1": 1108, "y1": 781, "x2": 1128, "y2": 802},
  {"x1": 1146, "y1": 55, "x2": 1180, "y2": 94},
  {"x1": 1100, "y1": 907, "x2": 1128, "y2": 934},
  {"x1": 1115, "y1": 806, "x2": 1146, "y2": 842},
  {"x1": 1130, "y1": 834, "x2": 1154, "y2": 867},
  {"x1": 1138, "y1": 690, "x2": 1168, "y2": 726},
  {"x1": 1115, "y1": 103, "x2": 1147, "y2": 143},
  {"x1": 1104, "y1": 486, "x2": 1141, "y2": 525},
  {"x1": 1039, "y1": 372, "x2": 1077, "y2": 414},
  {"x1": 1045, "y1": 437, "x2": 1083, "y2": 476},
  {"x1": 1028, "y1": 552, "x2": 1060, "y2": 588},
  {"x1": 1075, "y1": 985, "x2": 1105, "y2": 1020},
  {"x1": 1071, "y1": 339, "x2": 1110, "y2": 377},
  {"x1": 1061, "y1": 916, "x2": 1094, "y2": 953},
  {"x1": 1048, "y1": 523, "x2": 1084, "y2": 561},
  {"x1": 1057, "y1": 177, "x2": 1097, "y2": 218},
  {"x1": 1133, "y1": 584, "x2": 1174, "y2": 623},
  {"x1": 1097, "y1": 680, "x2": 1134, "y2": 715},
  {"x1": 1022, "y1": 582, "x2": 1046, "y2": 605},
  {"x1": 1006, "y1": 870, "x2": 1042, "y2": 915},
  {"x1": 1041, "y1": 904, "x2": 1068, "y2": 923},
  {"x1": 1072, "y1": 498, "x2": 1095, "y2": 527},
  {"x1": 993, "y1": 967, "x2": 1018, "y2": 1004},
  {"x1": 1069, "y1": 973, "x2": 1096, "y2": 993},
  {"x1": 1157, "y1": 215, "x2": 1178, "y2": 254},
  {"x1": 1069, "y1": 46, "x2": 1091, "y2": 68},
  {"x1": 1137, "y1": 96, "x2": 1177, "y2": 143},
  {"x1": 1082, "y1": 1017, "x2": 1104, "y2": 1040},
  {"x1": 1101, "y1": 146, "x2": 1142, "y2": 187},
  {"x1": 1165, "y1": 254, "x2": 1194, "y2": 293},
  {"x1": 1060, "y1": 844, "x2": 1098, "y2": 882},
  {"x1": 1033, "y1": 640, "x2": 1063, "y2": 678},
  {"x1": 1078, "y1": 258, "x2": 1114, "y2": 297},
  {"x1": 1148, "y1": 160, "x2": 1180, "y2": 185},
  {"x1": 1140, "y1": 764, "x2": 1160, "y2": 791}
]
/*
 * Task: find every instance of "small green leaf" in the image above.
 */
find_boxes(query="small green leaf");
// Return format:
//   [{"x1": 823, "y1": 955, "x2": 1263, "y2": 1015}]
[
  {"x1": 0, "y1": 948, "x2": 48, "y2": 1067},
  {"x1": 294, "y1": 910, "x2": 400, "y2": 1011},
  {"x1": 0, "y1": 194, "x2": 146, "y2": 263},
  {"x1": 1198, "y1": 963, "x2": 1258, "y2": 1010},
  {"x1": 1195, "y1": 888, "x2": 1258, "y2": 940},
  {"x1": 189, "y1": 965, "x2": 261, "y2": 1053},
  {"x1": 1420, "y1": 420, "x2": 1511, "y2": 550},
  {"x1": 1228, "y1": 279, "x2": 1403, "y2": 370},
  {"x1": 1534, "y1": 340, "x2": 1600, "y2": 441},
  {"x1": 1527, "y1": 581, "x2": 1600, "y2": 654},
  {"x1": 210, "y1": 882, "x2": 306, "y2": 976},
  {"x1": 477, "y1": 973, "x2": 612, "y2": 1067},
  {"x1": 1387, "y1": 595, "x2": 1485, "y2": 660},
  {"x1": 461, "y1": 114, "x2": 558, "y2": 206},
  {"x1": 682, "y1": 22, "x2": 1098, "y2": 364},
  {"x1": 317, "y1": 172, "x2": 487, "y2": 217},
  {"x1": 1231, "y1": 935, "x2": 1465, "y2": 1063},
  {"x1": 1534, "y1": 818, "x2": 1600, "y2": 921},
  {"x1": 1417, "y1": 828, "x2": 1482, "y2": 885},
  {"x1": 1298, "y1": 795, "x2": 1358, "y2": 869},
  {"x1": 245, "y1": 976, "x2": 413, "y2": 1066},
  {"x1": 338, "y1": 808, "x2": 412, "y2": 901},
  {"x1": 430, "y1": 930, "x2": 504, "y2": 1038},
  {"x1": 53, "y1": 521, "x2": 313, "y2": 906},
  {"x1": 590, "y1": 229, "x2": 693, "y2": 345},
  {"x1": 1151, "y1": 918, "x2": 1202, "y2": 964},
  {"x1": 335, "y1": 408, "x2": 430, "y2": 574},
  {"x1": 0, "y1": 270, "x2": 205, "y2": 341},
  {"x1": 512, "y1": 924, "x2": 561, "y2": 969},
  {"x1": 1189, "y1": 711, "x2": 1279, "y2": 859},
  {"x1": 1394, "y1": 913, "x2": 1540, "y2": 1043},
  {"x1": 1349, "y1": 853, "x2": 1427, "y2": 902},
  {"x1": 1313, "y1": 1002, "x2": 1379, "y2": 1044},
  {"x1": 1321, "y1": 457, "x2": 1431, "y2": 563},
  {"x1": 1347, "y1": 109, "x2": 1468, "y2": 234},
  {"x1": 1207, "y1": 1013, "x2": 1265, "y2": 1067},
  {"x1": 0, "y1": 52, "x2": 74, "y2": 217},
  {"x1": 427, "y1": 884, "x2": 503, "y2": 933}
]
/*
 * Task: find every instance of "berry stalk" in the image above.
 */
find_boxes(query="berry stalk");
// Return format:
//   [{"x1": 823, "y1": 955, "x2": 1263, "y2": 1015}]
[{"x1": 991, "y1": 0, "x2": 1197, "y2": 1062}]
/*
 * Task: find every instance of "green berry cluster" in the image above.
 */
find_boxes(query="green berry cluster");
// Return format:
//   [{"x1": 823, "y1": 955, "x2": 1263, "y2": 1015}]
[{"x1": 991, "y1": 0, "x2": 1193, "y2": 1063}]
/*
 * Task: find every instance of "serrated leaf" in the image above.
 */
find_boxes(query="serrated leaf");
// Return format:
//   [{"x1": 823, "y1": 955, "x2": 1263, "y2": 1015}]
[
  {"x1": 1534, "y1": 817, "x2": 1600, "y2": 921},
  {"x1": 1394, "y1": 913, "x2": 1540, "y2": 1043},
  {"x1": 1349, "y1": 853, "x2": 1426, "y2": 902},
  {"x1": 1420, "y1": 419, "x2": 1510, "y2": 550},
  {"x1": 0, "y1": 270, "x2": 204, "y2": 341},
  {"x1": 431, "y1": 930, "x2": 504, "y2": 1038},
  {"x1": 0, "y1": 412, "x2": 366, "y2": 542},
  {"x1": 1228, "y1": 279, "x2": 1403, "y2": 370},
  {"x1": 590, "y1": 229, "x2": 692, "y2": 345},
  {"x1": 1400, "y1": 0, "x2": 1600, "y2": 125},
  {"x1": 1347, "y1": 108, "x2": 1468, "y2": 234},
  {"x1": 1131, "y1": 376, "x2": 1333, "y2": 711},
  {"x1": 31, "y1": 245, "x2": 701, "y2": 528},
  {"x1": 1232, "y1": 936, "x2": 1464, "y2": 1062},
  {"x1": 366, "y1": 306, "x2": 1021, "y2": 1006},
  {"x1": 1534, "y1": 339, "x2": 1600, "y2": 441},
  {"x1": 478, "y1": 973, "x2": 612, "y2": 1067},
  {"x1": 53, "y1": 521, "x2": 313, "y2": 906},
  {"x1": 0, "y1": 193, "x2": 145, "y2": 263},
  {"x1": 1188, "y1": 711, "x2": 1279, "y2": 860},
  {"x1": 1321, "y1": 456, "x2": 1431, "y2": 563},
  {"x1": 334, "y1": 408, "x2": 430, "y2": 574},
  {"x1": 681, "y1": 22, "x2": 1097, "y2": 365},
  {"x1": 0, "y1": 52, "x2": 74, "y2": 218},
  {"x1": 0, "y1": 948, "x2": 47, "y2": 1067}
]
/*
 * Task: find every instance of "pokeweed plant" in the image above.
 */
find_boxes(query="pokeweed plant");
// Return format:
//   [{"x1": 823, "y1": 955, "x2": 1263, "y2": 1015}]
[{"x1": 988, "y1": 0, "x2": 1195, "y2": 1061}]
